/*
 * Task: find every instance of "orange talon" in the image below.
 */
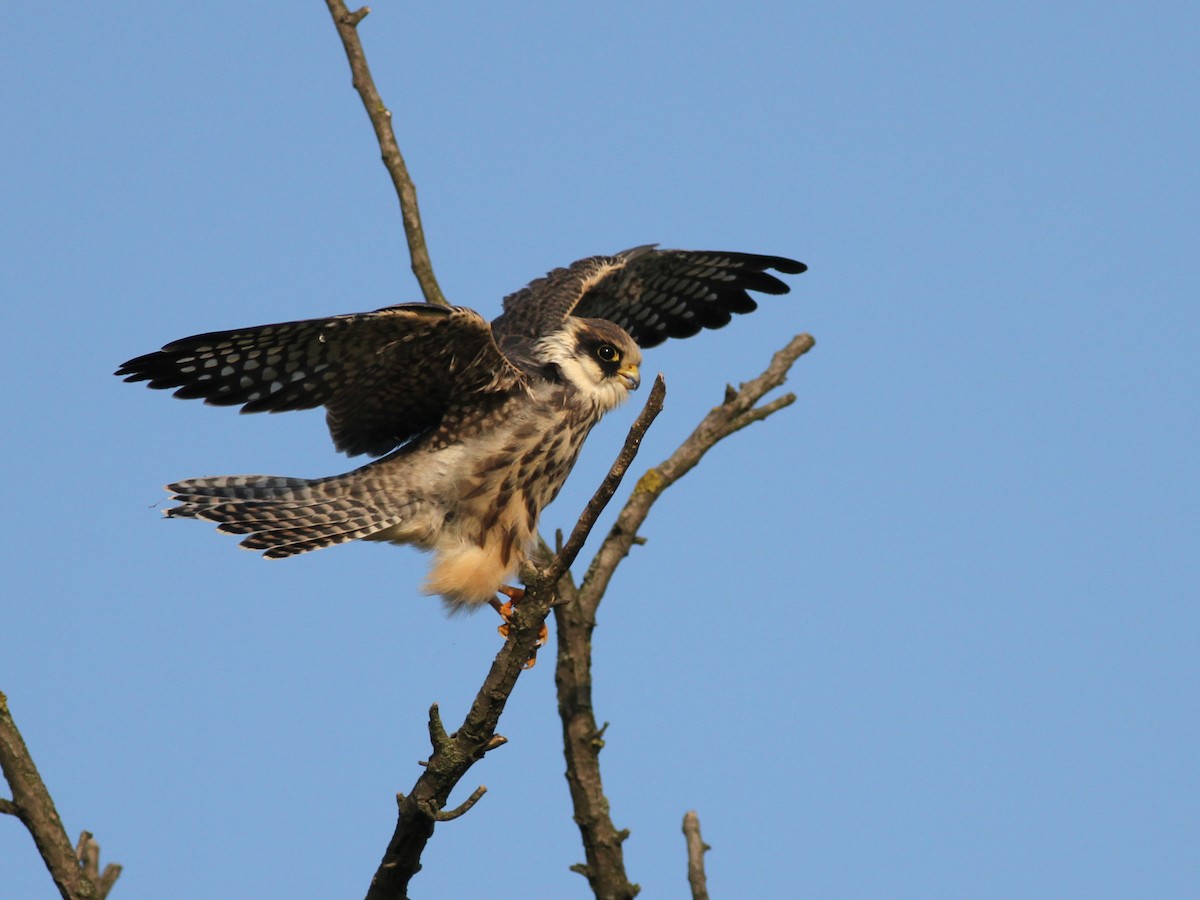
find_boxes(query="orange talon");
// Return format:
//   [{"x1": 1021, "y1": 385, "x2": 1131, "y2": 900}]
[
  {"x1": 490, "y1": 585, "x2": 543, "y2": 668},
  {"x1": 497, "y1": 584, "x2": 525, "y2": 603}
]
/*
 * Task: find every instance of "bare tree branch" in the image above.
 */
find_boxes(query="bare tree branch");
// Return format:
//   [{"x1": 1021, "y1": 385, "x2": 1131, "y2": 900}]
[
  {"x1": 579, "y1": 332, "x2": 815, "y2": 607},
  {"x1": 553, "y1": 572, "x2": 641, "y2": 899},
  {"x1": 322, "y1": 9, "x2": 814, "y2": 898},
  {"x1": 365, "y1": 381, "x2": 666, "y2": 900},
  {"x1": 324, "y1": 1, "x2": 448, "y2": 307},
  {"x1": 76, "y1": 832, "x2": 122, "y2": 900},
  {"x1": 553, "y1": 333, "x2": 815, "y2": 898},
  {"x1": 682, "y1": 811, "x2": 711, "y2": 900},
  {"x1": 546, "y1": 377, "x2": 667, "y2": 584},
  {"x1": 0, "y1": 692, "x2": 121, "y2": 899}
]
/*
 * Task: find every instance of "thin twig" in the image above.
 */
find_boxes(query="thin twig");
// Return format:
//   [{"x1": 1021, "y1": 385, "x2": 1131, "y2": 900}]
[
  {"x1": 580, "y1": 333, "x2": 815, "y2": 607},
  {"x1": 423, "y1": 785, "x2": 487, "y2": 821},
  {"x1": 682, "y1": 811, "x2": 711, "y2": 900},
  {"x1": 553, "y1": 333, "x2": 815, "y2": 899},
  {"x1": 545, "y1": 375, "x2": 667, "y2": 583},
  {"x1": 324, "y1": 1, "x2": 448, "y2": 306}
]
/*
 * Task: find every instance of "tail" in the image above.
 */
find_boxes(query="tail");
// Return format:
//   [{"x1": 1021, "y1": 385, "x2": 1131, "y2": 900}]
[{"x1": 165, "y1": 472, "x2": 406, "y2": 559}]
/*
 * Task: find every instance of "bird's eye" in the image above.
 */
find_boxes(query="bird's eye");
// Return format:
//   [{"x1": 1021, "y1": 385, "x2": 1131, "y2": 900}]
[{"x1": 596, "y1": 344, "x2": 620, "y2": 363}]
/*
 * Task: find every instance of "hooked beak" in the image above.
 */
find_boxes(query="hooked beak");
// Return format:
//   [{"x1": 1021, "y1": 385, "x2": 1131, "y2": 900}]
[{"x1": 617, "y1": 363, "x2": 641, "y2": 391}]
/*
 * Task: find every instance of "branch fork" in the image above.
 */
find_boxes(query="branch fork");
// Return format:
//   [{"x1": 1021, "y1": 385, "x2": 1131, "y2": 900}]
[
  {"x1": 1, "y1": 692, "x2": 122, "y2": 899},
  {"x1": 365, "y1": 377, "x2": 667, "y2": 898},
  {"x1": 323, "y1": 8, "x2": 816, "y2": 897}
]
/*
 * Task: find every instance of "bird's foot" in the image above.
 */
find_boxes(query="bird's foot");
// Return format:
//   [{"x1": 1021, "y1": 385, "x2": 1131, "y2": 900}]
[
  {"x1": 490, "y1": 585, "x2": 547, "y2": 668},
  {"x1": 487, "y1": 584, "x2": 524, "y2": 624}
]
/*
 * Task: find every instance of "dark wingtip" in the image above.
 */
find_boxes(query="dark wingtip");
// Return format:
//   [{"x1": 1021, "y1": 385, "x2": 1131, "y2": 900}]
[
  {"x1": 114, "y1": 358, "x2": 149, "y2": 381},
  {"x1": 745, "y1": 255, "x2": 806, "y2": 294},
  {"x1": 116, "y1": 349, "x2": 182, "y2": 385},
  {"x1": 754, "y1": 254, "x2": 806, "y2": 275}
]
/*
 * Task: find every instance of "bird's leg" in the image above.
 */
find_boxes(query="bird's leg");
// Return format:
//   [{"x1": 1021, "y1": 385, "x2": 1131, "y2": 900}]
[{"x1": 489, "y1": 584, "x2": 547, "y2": 668}]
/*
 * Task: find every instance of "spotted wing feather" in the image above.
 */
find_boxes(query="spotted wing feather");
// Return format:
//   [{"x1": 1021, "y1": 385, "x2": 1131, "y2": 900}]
[
  {"x1": 492, "y1": 247, "x2": 806, "y2": 349},
  {"x1": 116, "y1": 304, "x2": 524, "y2": 457}
]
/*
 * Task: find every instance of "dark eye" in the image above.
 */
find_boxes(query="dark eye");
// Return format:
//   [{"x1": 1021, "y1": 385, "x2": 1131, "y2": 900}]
[{"x1": 596, "y1": 344, "x2": 620, "y2": 363}]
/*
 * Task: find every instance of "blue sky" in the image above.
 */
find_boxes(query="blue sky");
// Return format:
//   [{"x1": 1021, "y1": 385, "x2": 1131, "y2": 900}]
[{"x1": 3, "y1": 2, "x2": 1197, "y2": 897}]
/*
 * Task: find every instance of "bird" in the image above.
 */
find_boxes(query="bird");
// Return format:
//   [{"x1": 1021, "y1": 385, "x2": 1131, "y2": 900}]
[{"x1": 116, "y1": 245, "x2": 805, "y2": 612}]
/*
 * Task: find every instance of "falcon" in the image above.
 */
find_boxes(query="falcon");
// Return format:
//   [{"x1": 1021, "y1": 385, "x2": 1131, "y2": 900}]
[{"x1": 117, "y1": 246, "x2": 805, "y2": 611}]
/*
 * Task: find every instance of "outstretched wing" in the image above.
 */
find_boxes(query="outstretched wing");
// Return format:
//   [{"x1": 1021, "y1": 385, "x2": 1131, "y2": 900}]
[
  {"x1": 116, "y1": 304, "x2": 525, "y2": 457},
  {"x1": 492, "y1": 246, "x2": 806, "y2": 348}
]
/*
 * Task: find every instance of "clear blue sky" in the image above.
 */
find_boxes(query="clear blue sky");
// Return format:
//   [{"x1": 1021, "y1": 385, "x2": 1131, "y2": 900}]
[{"x1": 4, "y1": 3, "x2": 1197, "y2": 897}]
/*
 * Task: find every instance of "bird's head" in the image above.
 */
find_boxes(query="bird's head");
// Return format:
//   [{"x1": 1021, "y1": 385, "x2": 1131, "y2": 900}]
[{"x1": 535, "y1": 317, "x2": 642, "y2": 411}]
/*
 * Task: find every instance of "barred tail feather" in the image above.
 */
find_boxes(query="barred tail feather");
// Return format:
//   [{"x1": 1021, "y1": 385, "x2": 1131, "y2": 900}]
[{"x1": 165, "y1": 474, "x2": 402, "y2": 558}]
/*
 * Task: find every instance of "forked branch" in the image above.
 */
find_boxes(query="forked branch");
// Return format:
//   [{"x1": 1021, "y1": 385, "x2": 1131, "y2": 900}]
[
  {"x1": 364, "y1": 380, "x2": 665, "y2": 900},
  {"x1": 0, "y1": 692, "x2": 121, "y2": 900},
  {"x1": 579, "y1": 332, "x2": 815, "y2": 608},
  {"x1": 320, "y1": 7, "x2": 815, "y2": 898},
  {"x1": 553, "y1": 333, "x2": 814, "y2": 898}
]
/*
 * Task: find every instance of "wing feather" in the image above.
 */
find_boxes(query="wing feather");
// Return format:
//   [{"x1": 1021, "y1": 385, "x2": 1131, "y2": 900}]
[
  {"x1": 116, "y1": 304, "x2": 524, "y2": 457},
  {"x1": 491, "y1": 247, "x2": 805, "y2": 348}
]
